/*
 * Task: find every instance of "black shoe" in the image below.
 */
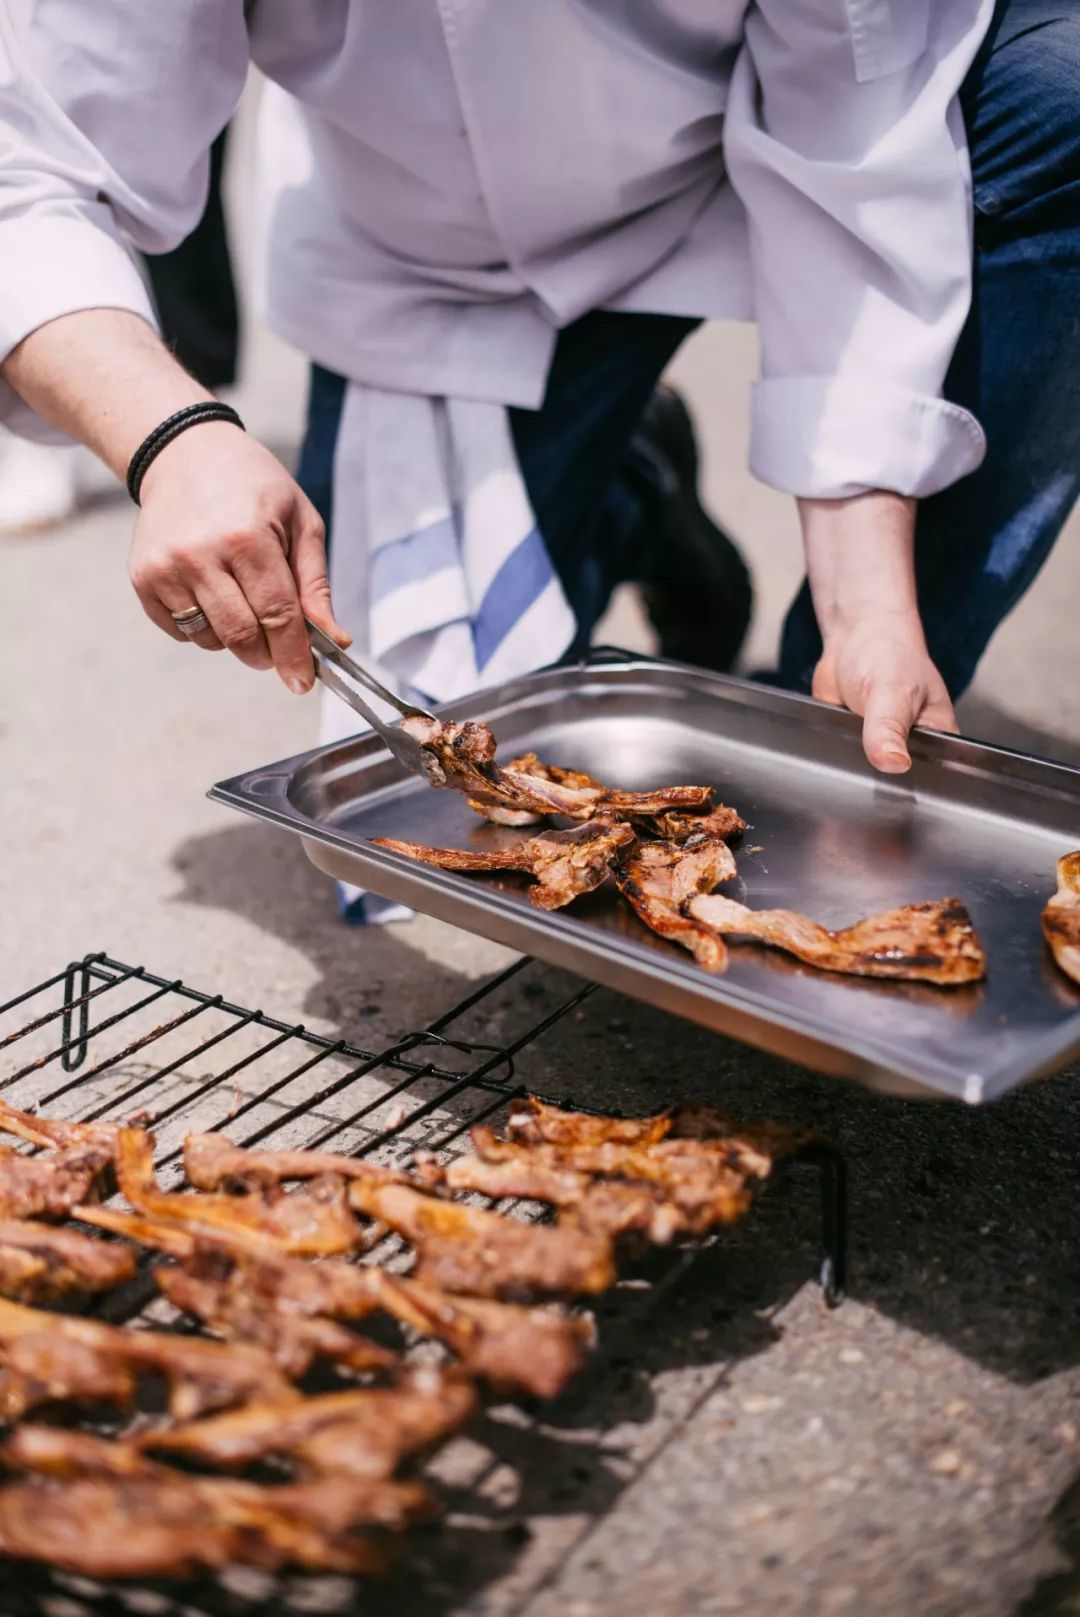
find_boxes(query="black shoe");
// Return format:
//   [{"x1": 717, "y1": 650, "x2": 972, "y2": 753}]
[{"x1": 634, "y1": 387, "x2": 753, "y2": 674}]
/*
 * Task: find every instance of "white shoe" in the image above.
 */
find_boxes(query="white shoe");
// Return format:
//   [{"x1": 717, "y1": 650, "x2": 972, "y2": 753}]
[{"x1": 0, "y1": 431, "x2": 85, "y2": 534}]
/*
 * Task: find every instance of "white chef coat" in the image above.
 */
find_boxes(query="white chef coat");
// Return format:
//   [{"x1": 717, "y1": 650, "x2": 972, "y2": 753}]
[{"x1": 0, "y1": 0, "x2": 992, "y2": 498}]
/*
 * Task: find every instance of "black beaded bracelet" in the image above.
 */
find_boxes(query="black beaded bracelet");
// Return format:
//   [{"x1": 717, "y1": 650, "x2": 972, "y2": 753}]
[{"x1": 126, "y1": 401, "x2": 245, "y2": 505}]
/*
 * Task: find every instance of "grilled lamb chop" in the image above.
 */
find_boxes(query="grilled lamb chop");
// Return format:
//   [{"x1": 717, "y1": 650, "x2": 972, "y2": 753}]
[
  {"x1": 373, "y1": 818, "x2": 636, "y2": 909},
  {"x1": 645, "y1": 803, "x2": 748, "y2": 843},
  {"x1": 159, "y1": 1242, "x2": 590, "y2": 1399},
  {"x1": 0, "y1": 1141, "x2": 115, "y2": 1220},
  {"x1": 614, "y1": 836, "x2": 736, "y2": 970},
  {"x1": 469, "y1": 1135, "x2": 763, "y2": 1236},
  {"x1": 0, "y1": 1333, "x2": 136, "y2": 1422},
  {"x1": 0, "y1": 1296, "x2": 296, "y2": 1421},
  {"x1": 140, "y1": 1371, "x2": 475, "y2": 1480},
  {"x1": 348, "y1": 1180, "x2": 615, "y2": 1299},
  {"x1": 415, "y1": 1150, "x2": 685, "y2": 1242},
  {"x1": 504, "y1": 1095, "x2": 733, "y2": 1148},
  {"x1": 0, "y1": 1427, "x2": 426, "y2": 1578},
  {"x1": 0, "y1": 1220, "x2": 134, "y2": 1303},
  {"x1": 462, "y1": 753, "x2": 594, "y2": 827},
  {"x1": 158, "y1": 1262, "x2": 399, "y2": 1379},
  {"x1": 82, "y1": 1207, "x2": 589, "y2": 1398},
  {"x1": 400, "y1": 717, "x2": 713, "y2": 824},
  {"x1": 0, "y1": 1097, "x2": 122, "y2": 1154},
  {"x1": 183, "y1": 1132, "x2": 405, "y2": 1195},
  {"x1": 1043, "y1": 851, "x2": 1080, "y2": 986},
  {"x1": 116, "y1": 1127, "x2": 364, "y2": 1254},
  {"x1": 74, "y1": 1213, "x2": 393, "y2": 1380},
  {"x1": 465, "y1": 754, "x2": 747, "y2": 845},
  {"x1": 688, "y1": 894, "x2": 988, "y2": 985},
  {"x1": 461, "y1": 1101, "x2": 809, "y2": 1237}
]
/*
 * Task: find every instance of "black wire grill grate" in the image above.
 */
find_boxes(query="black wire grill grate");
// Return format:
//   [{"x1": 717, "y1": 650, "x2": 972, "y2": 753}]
[{"x1": 0, "y1": 953, "x2": 849, "y2": 1617}]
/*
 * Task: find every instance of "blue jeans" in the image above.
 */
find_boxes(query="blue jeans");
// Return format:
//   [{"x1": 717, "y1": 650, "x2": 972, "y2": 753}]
[
  {"x1": 780, "y1": 0, "x2": 1080, "y2": 695},
  {"x1": 299, "y1": 0, "x2": 1080, "y2": 700}
]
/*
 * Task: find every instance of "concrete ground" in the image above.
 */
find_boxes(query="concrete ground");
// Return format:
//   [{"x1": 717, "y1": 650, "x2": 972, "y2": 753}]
[{"x1": 2, "y1": 102, "x2": 1080, "y2": 1617}]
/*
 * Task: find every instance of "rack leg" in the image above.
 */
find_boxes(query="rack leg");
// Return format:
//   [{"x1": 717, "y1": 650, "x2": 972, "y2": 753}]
[
  {"x1": 816, "y1": 1147, "x2": 849, "y2": 1308},
  {"x1": 60, "y1": 961, "x2": 92, "y2": 1072}
]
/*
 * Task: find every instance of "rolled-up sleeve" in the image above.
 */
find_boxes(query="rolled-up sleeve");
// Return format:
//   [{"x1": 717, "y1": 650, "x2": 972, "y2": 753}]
[
  {"x1": 723, "y1": 0, "x2": 994, "y2": 499},
  {"x1": 0, "y1": 1, "x2": 248, "y2": 438}
]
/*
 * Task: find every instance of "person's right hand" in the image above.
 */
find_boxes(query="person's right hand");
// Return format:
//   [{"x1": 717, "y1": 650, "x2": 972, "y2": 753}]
[{"x1": 128, "y1": 422, "x2": 351, "y2": 692}]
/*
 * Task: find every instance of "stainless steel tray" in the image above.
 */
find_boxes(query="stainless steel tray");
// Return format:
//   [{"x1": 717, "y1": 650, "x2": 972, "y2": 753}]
[{"x1": 210, "y1": 653, "x2": 1080, "y2": 1102}]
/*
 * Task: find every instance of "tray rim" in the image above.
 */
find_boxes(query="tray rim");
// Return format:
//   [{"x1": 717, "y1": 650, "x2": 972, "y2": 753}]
[{"x1": 209, "y1": 652, "x2": 1080, "y2": 1104}]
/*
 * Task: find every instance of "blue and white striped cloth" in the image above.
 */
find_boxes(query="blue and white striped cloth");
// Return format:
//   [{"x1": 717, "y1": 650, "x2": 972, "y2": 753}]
[{"x1": 319, "y1": 383, "x2": 577, "y2": 923}]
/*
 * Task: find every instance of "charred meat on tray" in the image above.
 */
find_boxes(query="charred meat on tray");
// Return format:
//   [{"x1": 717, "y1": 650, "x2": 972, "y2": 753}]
[
  {"x1": 1043, "y1": 851, "x2": 1080, "y2": 986},
  {"x1": 399, "y1": 717, "x2": 713, "y2": 824},
  {"x1": 644, "y1": 803, "x2": 748, "y2": 843},
  {"x1": 613, "y1": 835, "x2": 736, "y2": 971},
  {"x1": 374, "y1": 818, "x2": 636, "y2": 909},
  {"x1": 688, "y1": 894, "x2": 988, "y2": 985}
]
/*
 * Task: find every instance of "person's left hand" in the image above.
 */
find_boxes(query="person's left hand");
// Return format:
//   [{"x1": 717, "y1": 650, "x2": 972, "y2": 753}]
[
  {"x1": 812, "y1": 607, "x2": 958, "y2": 773},
  {"x1": 798, "y1": 490, "x2": 958, "y2": 774}
]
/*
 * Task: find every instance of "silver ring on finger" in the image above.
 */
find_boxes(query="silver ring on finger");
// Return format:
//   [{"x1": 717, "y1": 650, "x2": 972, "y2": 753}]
[{"x1": 171, "y1": 605, "x2": 211, "y2": 638}]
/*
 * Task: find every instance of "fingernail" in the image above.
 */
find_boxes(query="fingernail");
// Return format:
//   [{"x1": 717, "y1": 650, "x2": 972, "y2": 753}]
[{"x1": 287, "y1": 677, "x2": 310, "y2": 696}]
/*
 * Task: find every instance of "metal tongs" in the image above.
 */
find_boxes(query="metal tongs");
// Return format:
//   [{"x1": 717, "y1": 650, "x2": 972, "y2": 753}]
[{"x1": 305, "y1": 618, "x2": 444, "y2": 784}]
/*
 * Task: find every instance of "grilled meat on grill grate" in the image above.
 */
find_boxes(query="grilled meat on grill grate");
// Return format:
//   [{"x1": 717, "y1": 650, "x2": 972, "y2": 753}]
[
  {"x1": 0, "y1": 1426, "x2": 427, "y2": 1577},
  {"x1": 116, "y1": 1127, "x2": 365, "y2": 1254},
  {"x1": 0, "y1": 1097, "x2": 123, "y2": 1154},
  {"x1": 348, "y1": 1180, "x2": 617, "y2": 1300},
  {"x1": 0, "y1": 1142, "x2": 115, "y2": 1221},
  {"x1": 183, "y1": 1132, "x2": 407, "y2": 1194},
  {"x1": 139, "y1": 1369, "x2": 476, "y2": 1479},
  {"x1": 0, "y1": 1219, "x2": 134, "y2": 1303},
  {"x1": 158, "y1": 1260, "x2": 400, "y2": 1378},
  {"x1": 0, "y1": 1296, "x2": 297, "y2": 1421},
  {"x1": 79, "y1": 1206, "x2": 594, "y2": 1397}
]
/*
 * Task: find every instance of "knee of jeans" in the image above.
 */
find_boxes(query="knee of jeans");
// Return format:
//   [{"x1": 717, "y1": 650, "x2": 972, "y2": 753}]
[{"x1": 971, "y1": 16, "x2": 1080, "y2": 224}]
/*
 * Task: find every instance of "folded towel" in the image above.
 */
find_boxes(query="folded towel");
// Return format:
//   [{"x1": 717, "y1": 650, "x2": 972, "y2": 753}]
[{"x1": 320, "y1": 383, "x2": 576, "y2": 923}]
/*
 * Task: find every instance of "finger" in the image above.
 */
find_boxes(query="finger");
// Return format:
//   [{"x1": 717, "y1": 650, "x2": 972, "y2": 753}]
[
  {"x1": 917, "y1": 692, "x2": 960, "y2": 735},
  {"x1": 130, "y1": 561, "x2": 190, "y2": 644},
  {"x1": 811, "y1": 657, "x2": 841, "y2": 707},
  {"x1": 861, "y1": 680, "x2": 918, "y2": 774},
  {"x1": 289, "y1": 498, "x2": 352, "y2": 647},
  {"x1": 185, "y1": 571, "x2": 275, "y2": 668},
  {"x1": 145, "y1": 579, "x2": 225, "y2": 654},
  {"x1": 139, "y1": 593, "x2": 190, "y2": 644},
  {"x1": 229, "y1": 540, "x2": 314, "y2": 692}
]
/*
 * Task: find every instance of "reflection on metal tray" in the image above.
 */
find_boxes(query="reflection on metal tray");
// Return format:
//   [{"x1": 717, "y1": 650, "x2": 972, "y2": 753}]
[{"x1": 211, "y1": 652, "x2": 1080, "y2": 1103}]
